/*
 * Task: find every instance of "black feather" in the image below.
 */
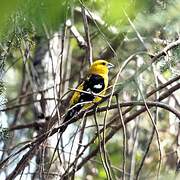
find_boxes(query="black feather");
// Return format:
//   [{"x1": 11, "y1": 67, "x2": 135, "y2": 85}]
[{"x1": 64, "y1": 74, "x2": 105, "y2": 122}]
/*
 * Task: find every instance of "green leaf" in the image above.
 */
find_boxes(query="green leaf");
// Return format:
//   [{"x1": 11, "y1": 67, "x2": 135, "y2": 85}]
[{"x1": 0, "y1": 0, "x2": 72, "y2": 40}]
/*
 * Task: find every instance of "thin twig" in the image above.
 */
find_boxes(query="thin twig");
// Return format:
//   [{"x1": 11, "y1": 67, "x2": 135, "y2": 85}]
[
  {"x1": 93, "y1": 110, "x2": 113, "y2": 180},
  {"x1": 134, "y1": 79, "x2": 162, "y2": 180},
  {"x1": 135, "y1": 64, "x2": 160, "y2": 180},
  {"x1": 116, "y1": 95, "x2": 127, "y2": 180},
  {"x1": 81, "y1": 2, "x2": 93, "y2": 65}
]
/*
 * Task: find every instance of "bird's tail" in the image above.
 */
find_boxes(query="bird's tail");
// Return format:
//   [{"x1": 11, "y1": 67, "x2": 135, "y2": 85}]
[
  {"x1": 61, "y1": 105, "x2": 82, "y2": 133},
  {"x1": 64, "y1": 108, "x2": 76, "y2": 122},
  {"x1": 59, "y1": 108, "x2": 76, "y2": 133}
]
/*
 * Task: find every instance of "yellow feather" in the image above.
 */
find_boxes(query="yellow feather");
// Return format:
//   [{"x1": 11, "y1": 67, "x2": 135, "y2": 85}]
[{"x1": 69, "y1": 59, "x2": 114, "y2": 111}]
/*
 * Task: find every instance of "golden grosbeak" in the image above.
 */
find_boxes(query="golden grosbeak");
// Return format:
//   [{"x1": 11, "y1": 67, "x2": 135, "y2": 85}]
[{"x1": 64, "y1": 59, "x2": 114, "y2": 122}]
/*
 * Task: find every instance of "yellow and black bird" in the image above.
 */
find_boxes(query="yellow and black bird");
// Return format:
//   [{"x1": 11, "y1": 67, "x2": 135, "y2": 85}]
[{"x1": 64, "y1": 59, "x2": 114, "y2": 122}]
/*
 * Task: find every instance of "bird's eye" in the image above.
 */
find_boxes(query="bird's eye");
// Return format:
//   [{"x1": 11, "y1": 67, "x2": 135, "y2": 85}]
[{"x1": 102, "y1": 62, "x2": 106, "y2": 65}]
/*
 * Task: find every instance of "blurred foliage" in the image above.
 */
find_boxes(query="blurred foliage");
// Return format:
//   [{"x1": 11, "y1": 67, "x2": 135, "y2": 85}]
[
  {"x1": 0, "y1": 0, "x2": 20, "y2": 39},
  {"x1": 0, "y1": 0, "x2": 180, "y2": 179},
  {"x1": 105, "y1": 0, "x2": 150, "y2": 25},
  {"x1": 0, "y1": 0, "x2": 71, "y2": 40}
]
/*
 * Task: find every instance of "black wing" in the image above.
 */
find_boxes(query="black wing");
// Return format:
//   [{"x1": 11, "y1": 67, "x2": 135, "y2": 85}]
[{"x1": 64, "y1": 74, "x2": 105, "y2": 122}]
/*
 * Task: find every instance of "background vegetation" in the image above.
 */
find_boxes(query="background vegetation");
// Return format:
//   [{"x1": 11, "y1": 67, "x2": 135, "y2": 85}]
[{"x1": 0, "y1": 0, "x2": 179, "y2": 179}]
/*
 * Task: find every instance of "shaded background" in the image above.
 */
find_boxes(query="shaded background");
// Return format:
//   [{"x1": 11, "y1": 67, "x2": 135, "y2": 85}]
[{"x1": 0, "y1": 0, "x2": 180, "y2": 179}]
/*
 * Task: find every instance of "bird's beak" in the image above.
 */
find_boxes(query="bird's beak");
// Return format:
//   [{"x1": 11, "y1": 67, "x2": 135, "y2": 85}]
[{"x1": 107, "y1": 62, "x2": 115, "y2": 69}]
